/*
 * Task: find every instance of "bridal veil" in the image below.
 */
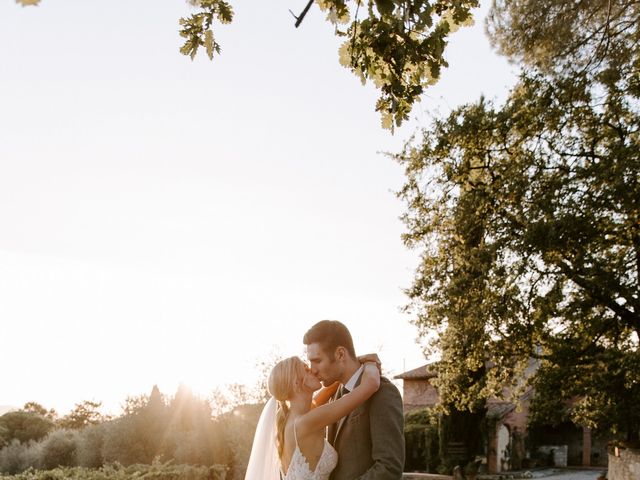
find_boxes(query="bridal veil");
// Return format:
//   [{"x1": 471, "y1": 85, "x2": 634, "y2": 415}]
[{"x1": 244, "y1": 397, "x2": 281, "y2": 480}]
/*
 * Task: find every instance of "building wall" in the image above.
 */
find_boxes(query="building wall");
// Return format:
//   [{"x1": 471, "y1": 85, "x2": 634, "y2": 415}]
[
  {"x1": 590, "y1": 433, "x2": 609, "y2": 467},
  {"x1": 608, "y1": 447, "x2": 640, "y2": 480},
  {"x1": 538, "y1": 445, "x2": 569, "y2": 466},
  {"x1": 398, "y1": 373, "x2": 609, "y2": 473},
  {"x1": 501, "y1": 402, "x2": 529, "y2": 433},
  {"x1": 403, "y1": 379, "x2": 439, "y2": 410},
  {"x1": 530, "y1": 422, "x2": 585, "y2": 466}
]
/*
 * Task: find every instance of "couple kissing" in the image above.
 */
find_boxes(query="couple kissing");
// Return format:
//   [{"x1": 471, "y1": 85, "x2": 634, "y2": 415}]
[{"x1": 245, "y1": 320, "x2": 405, "y2": 480}]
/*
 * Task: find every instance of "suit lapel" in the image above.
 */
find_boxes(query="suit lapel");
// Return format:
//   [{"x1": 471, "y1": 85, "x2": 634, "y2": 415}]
[
  {"x1": 328, "y1": 386, "x2": 342, "y2": 445},
  {"x1": 334, "y1": 411, "x2": 348, "y2": 443},
  {"x1": 333, "y1": 372, "x2": 364, "y2": 444}
]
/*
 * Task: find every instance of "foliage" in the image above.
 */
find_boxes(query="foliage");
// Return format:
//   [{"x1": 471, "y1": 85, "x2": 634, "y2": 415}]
[
  {"x1": 487, "y1": 0, "x2": 640, "y2": 77},
  {"x1": 209, "y1": 360, "x2": 282, "y2": 419},
  {"x1": 38, "y1": 430, "x2": 78, "y2": 471},
  {"x1": 0, "y1": 463, "x2": 228, "y2": 480},
  {"x1": 213, "y1": 404, "x2": 263, "y2": 480},
  {"x1": 208, "y1": 351, "x2": 282, "y2": 417},
  {"x1": 188, "y1": 0, "x2": 480, "y2": 129},
  {"x1": 0, "y1": 441, "x2": 41, "y2": 475},
  {"x1": 119, "y1": 395, "x2": 149, "y2": 418},
  {"x1": 0, "y1": 427, "x2": 8, "y2": 450},
  {"x1": 405, "y1": 407, "x2": 438, "y2": 430},
  {"x1": 0, "y1": 428, "x2": 84, "y2": 473},
  {"x1": 397, "y1": 6, "x2": 640, "y2": 437},
  {"x1": 404, "y1": 408, "x2": 440, "y2": 472},
  {"x1": 0, "y1": 376, "x2": 281, "y2": 476},
  {"x1": 58, "y1": 401, "x2": 106, "y2": 430},
  {"x1": 14, "y1": 0, "x2": 479, "y2": 129},
  {"x1": 179, "y1": 0, "x2": 233, "y2": 61},
  {"x1": 252, "y1": 350, "x2": 282, "y2": 404},
  {"x1": 101, "y1": 416, "x2": 152, "y2": 467},
  {"x1": 100, "y1": 385, "x2": 222, "y2": 467},
  {"x1": 403, "y1": 407, "x2": 486, "y2": 473},
  {"x1": 20, "y1": 406, "x2": 55, "y2": 423},
  {"x1": 0, "y1": 413, "x2": 54, "y2": 445},
  {"x1": 74, "y1": 425, "x2": 104, "y2": 469},
  {"x1": 208, "y1": 384, "x2": 253, "y2": 418},
  {"x1": 0, "y1": 385, "x2": 234, "y2": 475}
]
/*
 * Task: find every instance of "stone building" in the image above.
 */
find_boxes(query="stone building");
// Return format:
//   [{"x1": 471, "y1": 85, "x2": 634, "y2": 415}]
[{"x1": 395, "y1": 363, "x2": 608, "y2": 473}]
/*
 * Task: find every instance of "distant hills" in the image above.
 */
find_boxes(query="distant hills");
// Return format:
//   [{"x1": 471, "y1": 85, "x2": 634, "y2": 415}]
[{"x1": 0, "y1": 405, "x2": 17, "y2": 416}]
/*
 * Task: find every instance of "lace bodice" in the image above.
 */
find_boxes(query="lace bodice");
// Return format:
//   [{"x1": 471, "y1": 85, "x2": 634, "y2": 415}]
[{"x1": 281, "y1": 423, "x2": 338, "y2": 480}]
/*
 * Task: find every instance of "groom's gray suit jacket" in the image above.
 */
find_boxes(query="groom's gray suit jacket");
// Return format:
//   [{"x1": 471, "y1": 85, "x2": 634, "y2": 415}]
[{"x1": 327, "y1": 374, "x2": 405, "y2": 480}]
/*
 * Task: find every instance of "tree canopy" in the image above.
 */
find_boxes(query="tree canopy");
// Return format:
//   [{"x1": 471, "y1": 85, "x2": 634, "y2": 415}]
[
  {"x1": 21, "y1": 402, "x2": 56, "y2": 421},
  {"x1": 15, "y1": 0, "x2": 479, "y2": 129},
  {"x1": 180, "y1": 0, "x2": 479, "y2": 129},
  {"x1": 0, "y1": 411, "x2": 55, "y2": 446},
  {"x1": 58, "y1": 401, "x2": 106, "y2": 430},
  {"x1": 486, "y1": 0, "x2": 640, "y2": 77},
  {"x1": 397, "y1": 0, "x2": 639, "y2": 439}
]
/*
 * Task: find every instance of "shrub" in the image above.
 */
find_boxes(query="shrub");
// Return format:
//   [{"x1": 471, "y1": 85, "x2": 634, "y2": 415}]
[
  {"x1": 75, "y1": 425, "x2": 104, "y2": 468},
  {"x1": 101, "y1": 418, "x2": 150, "y2": 466},
  {"x1": 0, "y1": 463, "x2": 228, "y2": 480},
  {"x1": 39, "y1": 430, "x2": 78, "y2": 470},
  {"x1": 404, "y1": 408, "x2": 440, "y2": 473},
  {"x1": 0, "y1": 440, "x2": 42, "y2": 474}
]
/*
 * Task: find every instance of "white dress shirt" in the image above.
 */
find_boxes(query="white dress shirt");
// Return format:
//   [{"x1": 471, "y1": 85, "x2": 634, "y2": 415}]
[{"x1": 343, "y1": 365, "x2": 364, "y2": 393}]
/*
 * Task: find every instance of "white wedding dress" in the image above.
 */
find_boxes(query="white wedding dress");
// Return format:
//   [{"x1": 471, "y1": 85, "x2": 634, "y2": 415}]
[
  {"x1": 244, "y1": 398, "x2": 338, "y2": 480},
  {"x1": 282, "y1": 421, "x2": 338, "y2": 480}
]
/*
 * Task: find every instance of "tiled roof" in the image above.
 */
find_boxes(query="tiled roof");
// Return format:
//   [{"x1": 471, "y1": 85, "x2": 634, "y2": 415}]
[
  {"x1": 486, "y1": 401, "x2": 516, "y2": 419},
  {"x1": 394, "y1": 363, "x2": 437, "y2": 380}
]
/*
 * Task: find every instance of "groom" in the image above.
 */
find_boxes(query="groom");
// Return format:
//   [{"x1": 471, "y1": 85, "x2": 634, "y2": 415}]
[{"x1": 303, "y1": 320, "x2": 405, "y2": 480}]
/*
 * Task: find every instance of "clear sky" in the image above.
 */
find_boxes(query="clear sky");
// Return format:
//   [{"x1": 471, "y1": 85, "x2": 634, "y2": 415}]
[{"x1": 0, "y1": 0, "x2": 516, "y2": 416}]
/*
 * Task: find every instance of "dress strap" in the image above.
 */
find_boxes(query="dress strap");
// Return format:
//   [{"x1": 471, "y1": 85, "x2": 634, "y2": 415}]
[{"x1": 293, "y1": 418, "x2": 300, "y2": 447}]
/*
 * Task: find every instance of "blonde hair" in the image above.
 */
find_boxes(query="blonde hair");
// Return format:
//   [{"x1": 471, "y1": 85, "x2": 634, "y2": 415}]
[{"x1": 268, "y1": 356, "x2": 303, "y2": 460}]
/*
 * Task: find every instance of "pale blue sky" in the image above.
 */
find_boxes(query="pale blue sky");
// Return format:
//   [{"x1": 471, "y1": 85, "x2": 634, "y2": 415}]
[{"x1": 0, "y1": 0, "x2": 516, "y2": 415}]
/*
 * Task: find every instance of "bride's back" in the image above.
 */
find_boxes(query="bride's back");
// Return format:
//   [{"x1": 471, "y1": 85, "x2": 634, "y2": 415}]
[
  {"x1": 280, "y1": 415, "x2": 338, "y2": 480},
  {"x1": 281, "y1": 416, "x2": 327, "y2": 475}
]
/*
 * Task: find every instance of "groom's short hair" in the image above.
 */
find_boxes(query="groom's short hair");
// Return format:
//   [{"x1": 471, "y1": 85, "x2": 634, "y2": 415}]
[{"x1": 303, "y1": 320, "x2": 356, "y2": 359}]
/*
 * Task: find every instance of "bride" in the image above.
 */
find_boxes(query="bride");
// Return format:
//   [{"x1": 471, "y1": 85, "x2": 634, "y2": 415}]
[{"x1": 244, "y1": 356, "x2": 380, "y2": 480}]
